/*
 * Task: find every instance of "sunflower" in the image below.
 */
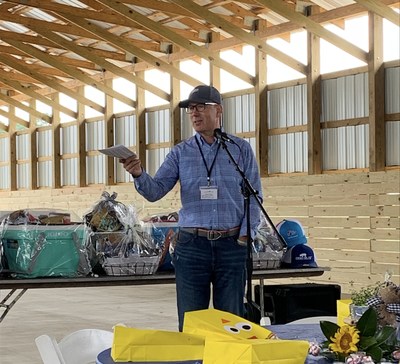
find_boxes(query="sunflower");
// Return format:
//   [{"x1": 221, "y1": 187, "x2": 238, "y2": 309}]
[{"x1": 328, "y1": 325, "x2": 360, "y2": 355}]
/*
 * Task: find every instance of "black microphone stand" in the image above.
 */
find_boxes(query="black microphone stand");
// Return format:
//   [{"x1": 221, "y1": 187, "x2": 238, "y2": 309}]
[{"x1": 216, "y1": 137, "x2": 287, "y2": 323}]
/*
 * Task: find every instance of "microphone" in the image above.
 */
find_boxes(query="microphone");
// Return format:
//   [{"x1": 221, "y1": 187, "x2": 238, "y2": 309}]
[{"x1": 214, "y1": 128, "x2": 234, "y2": 144}]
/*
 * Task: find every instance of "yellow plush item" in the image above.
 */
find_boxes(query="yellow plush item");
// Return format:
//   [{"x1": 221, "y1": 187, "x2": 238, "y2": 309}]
[
  {"x1": 111, "y1": 326, "x2": 204, "y2": 362},
  {"x1": 337, "y1": 299, "x2": 352, "y2": 326},
  {"x1": 183, "y1": 308, "x2": 275, "y2": 341},
  {"x1": 203, "y1": 338, "x2": 309, "y2": 364},
  {"x1": 184, "y1": 309, "x2": 309, "y2": 364}
]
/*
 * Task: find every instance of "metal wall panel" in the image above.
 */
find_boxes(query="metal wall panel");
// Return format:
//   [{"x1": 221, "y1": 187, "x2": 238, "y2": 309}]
[
  {"x1": 17, "y1": 164, "x2": 29, "y2": 189},
  {"x1": 321, "y1": 73, "x2": 369, "y2": 170},
  {"x1": 0, "y1": 138, "x2": 10, "y2": 189},
  {"x1": 86, "y1": 120, "x2": 105, "y2": 151},
  {"x1": 386, "y1": 121, "x2": 400, "y2": 166},
  {"x1": 181, "y1": 110, "x2": 194, "y2": 140},
  {"x1": 0, "y1": 166, "x2": 9, "y2": 189},
  {"x1": 37, "y1": 129, "x2": 52, "y2": 158},
  {"x1": 322, "y1": 125, "x2": 369, "y2": 170},
  {"x1": 38, "y1": 160, "x2": 52, "y2": 188},
  {"x1": 86, "y1": 120, "x2": 105, "y2": 184},
  {"x1": 384, "y1": 68, "x2": 399, "y2": 166},
  {"x1": 87, "y1": 155, "x2": 105, "y2": 184},
  {"x1": 61, "y1": 125, "x2": 78, "y2": 154},
  {"x1": 146, "y1": 109, "x2": 171, "y2": 144},
  {"x1": 145, "y1": 110, "x2": 172, "y2": 176},
  {"x1": 385, "y1": 67, "x2": 400, "y2": 113},
  {"x1": 267, "y1": 85, "x2": 307, "y2": 173},
  {"x1": 61, "y1": 158, "x2": 78, "y2": 186},
  {"x1": 223, "y1": 94, "x2": 256, "y2": 134},
  {"x1": 36, "y1": 129, "x2": 52, "y2": 187},
  {"x1": 114, "y1": 114, "x2": 136, "y2": 183},
  {"x1": 16, "y1": 134, "x2": 30, "y2": 189},
  {"x1": 0, "y1": 67, "x2": 398, "y2": 190}
]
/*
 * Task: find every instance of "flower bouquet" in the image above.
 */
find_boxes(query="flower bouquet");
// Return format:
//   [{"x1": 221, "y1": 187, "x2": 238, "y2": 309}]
[{"x1": 310, "y1": 307, "x2": 399, "y2": 363}]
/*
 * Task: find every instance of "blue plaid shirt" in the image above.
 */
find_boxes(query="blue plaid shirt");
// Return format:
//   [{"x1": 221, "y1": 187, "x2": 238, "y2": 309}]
[{"x1": 134, "y1": 133, "x2": 262, "y2": 237}]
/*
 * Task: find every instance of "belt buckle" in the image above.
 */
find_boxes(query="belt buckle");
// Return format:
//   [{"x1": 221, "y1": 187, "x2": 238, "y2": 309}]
[{"x1": 207, "y1": 230, "x2": 222, "y2": 240}]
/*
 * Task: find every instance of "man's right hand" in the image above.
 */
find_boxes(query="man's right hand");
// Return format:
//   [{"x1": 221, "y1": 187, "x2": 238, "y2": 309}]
[{"x1": 119, "y1": 155, "x2": 142, "y2": 178}]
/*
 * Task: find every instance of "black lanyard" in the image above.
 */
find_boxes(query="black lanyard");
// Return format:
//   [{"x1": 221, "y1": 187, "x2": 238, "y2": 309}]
[{"x1": 195, "y1": 136, "x2": 221, "y2": 186}]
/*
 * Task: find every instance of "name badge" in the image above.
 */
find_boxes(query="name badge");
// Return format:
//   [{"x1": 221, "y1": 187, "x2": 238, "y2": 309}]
[{"x1": 200, "y1": 186, "x2": 218, "y2": 200}]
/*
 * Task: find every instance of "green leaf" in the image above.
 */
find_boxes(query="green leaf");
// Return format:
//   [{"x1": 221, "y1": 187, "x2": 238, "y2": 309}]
[
  {"x1": 356, "y1": 307, "x2": 377, "y2": 336},
  {"x1": 366, "y1": 344, "x2": 383, "y2": 363},
  {"x1": 320, "y1": 321, "x2": 340, "y2": 341},
  {"x1": 374, "y1": 325, "x2": 396, "y2": 345},
  {"x1": 358, "y1": 335, "x2": 377, "y2": 350}
]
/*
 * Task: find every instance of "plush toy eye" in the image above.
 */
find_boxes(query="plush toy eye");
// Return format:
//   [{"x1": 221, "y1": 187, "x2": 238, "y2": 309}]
[
  {"x1": 235, "y1": 322, "x2": 252, "y2": 331},
  {"x1": 223, "y1": 325, "x2": 240, "y2": 334}
]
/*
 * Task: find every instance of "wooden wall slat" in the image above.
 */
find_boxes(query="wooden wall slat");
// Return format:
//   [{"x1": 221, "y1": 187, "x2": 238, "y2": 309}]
[
  {"x1": 307, "y1": 217, "x2": 370, "y2": 228},
  {"x1": 0, "y1": 170, "x2": 398, "y2": 291},
  {"x1": 371, "y1": 217, "x2": 400, "y2": 228},
  {"x1": 371, "y1": 240, "x2": 400, "y2": 252}
]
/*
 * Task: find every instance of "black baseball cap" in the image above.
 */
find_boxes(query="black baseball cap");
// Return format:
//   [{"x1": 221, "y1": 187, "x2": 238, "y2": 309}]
[{"x1": 178, "y1": 85, "x2": 222, "y2": 108}]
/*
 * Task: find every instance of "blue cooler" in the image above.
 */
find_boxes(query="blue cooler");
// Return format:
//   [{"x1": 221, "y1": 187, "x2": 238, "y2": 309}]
[
  {"x1": 144, "y1": 222, "x2": 178, "y2": 271},
  {"x1": 1, "y1": 224, "x2": 90, "y2": 278}
]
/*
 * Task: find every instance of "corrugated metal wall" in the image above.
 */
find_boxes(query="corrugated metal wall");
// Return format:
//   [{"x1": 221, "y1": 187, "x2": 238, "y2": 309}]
[
  {"x1": 268, "y1": 84, "x2": 308, "y2": 174},
  {"x1": 0, "y1": 67, "x2": 399, "y2": 188},
  {"x1": 146, "y1": 109, "x2": 172, "y2": 177},
  {"x1": 114, "y1": 114, "x2": 136, "y2": 183}
]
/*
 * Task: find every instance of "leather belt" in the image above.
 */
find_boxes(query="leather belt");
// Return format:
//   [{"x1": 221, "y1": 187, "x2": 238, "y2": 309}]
[{"x1": 180, "y1": 227, "x2": 240, "y2": 241}]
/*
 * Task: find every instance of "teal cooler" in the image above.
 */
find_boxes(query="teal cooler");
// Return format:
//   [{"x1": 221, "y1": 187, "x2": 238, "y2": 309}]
[
  {"x1": 145, "y1": 222, "x2": 178, "y2": 271},
  {"x1": 1, "y1": 224, "x2": 90, "y2": 278}
]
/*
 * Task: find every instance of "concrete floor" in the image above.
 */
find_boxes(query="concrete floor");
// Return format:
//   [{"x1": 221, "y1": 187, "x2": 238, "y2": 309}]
[{"x1": 0, "y1": 284, "x2": 178, "y2": 364}]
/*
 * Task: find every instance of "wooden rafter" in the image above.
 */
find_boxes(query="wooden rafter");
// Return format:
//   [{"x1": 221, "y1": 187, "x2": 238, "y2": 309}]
[{"x1": 0, "y1": 0, "x2": 397, "y2": 130}]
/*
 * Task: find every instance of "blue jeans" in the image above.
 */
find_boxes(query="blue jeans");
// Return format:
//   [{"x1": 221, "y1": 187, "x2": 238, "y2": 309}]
[{"x1": 172, "y1": 230, "x2": 247, "y2": 331}]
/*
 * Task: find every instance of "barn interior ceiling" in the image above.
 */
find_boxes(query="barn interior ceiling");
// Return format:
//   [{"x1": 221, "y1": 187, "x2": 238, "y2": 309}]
[{"x1": 0, "y1": 0, "x2": 398, "y2": 131}]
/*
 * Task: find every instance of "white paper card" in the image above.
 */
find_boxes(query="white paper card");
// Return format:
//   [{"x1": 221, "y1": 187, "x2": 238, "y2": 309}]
[
  {"x1": 99, "y1": 144, "x2": 136, "y2": 159},
  {"x1": 200, "y1": 186, "x2": 218, "y2": 199}
]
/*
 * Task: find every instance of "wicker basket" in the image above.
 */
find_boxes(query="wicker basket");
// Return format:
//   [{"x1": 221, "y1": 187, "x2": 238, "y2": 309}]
[
  {"x1": 103, "y1": 255, "x2": 160, "y2": 276},
  {"x1": 252, "y1": 252, "x2": 281, "y2": 270}
]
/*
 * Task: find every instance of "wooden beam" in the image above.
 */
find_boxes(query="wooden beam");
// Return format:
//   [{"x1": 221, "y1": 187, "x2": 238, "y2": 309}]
[
  {"x1": 0, "y1": 121, "x2": 7, "y2": 132},
  {"x1": 95, "y1": 0, "x2": 255, "y2": 85},
  {"x1": 5, "y1": 0, "x2": 206, "y2": 44},
  {"x1": 170, "y1": 44, "x2": 182, "y2": 147},
  {"x1": 30, "y1": 118, "x2": 38, "y2": 190},
  {"x1": 254, "y1": 0, "x2": 368, "y2": 62},
  {"x1": 353, "y1": 0, "x2": 400, "y2": 26},
  {"x1": 170, "y1": 0, "x2": 307, "y2": 75},
  {"x1": 136, "y1": 71, "x2": 147, "y2": 169},
  {"x1": 54, "y1": 12, "x2": 206, "y2": 89},
  {"x1": 307, "y1": 9, "x2": 322, "y2": 175},
  {"x1": 4, "y1": 39, "x2": 135, "y2": 108},
  {"x1": 255, "y1": 48, "x2": 268, "y2": 177},
  {"x1": 0, "y1": 75, "x2": 77, "y2": 119},
  {"x1": 0, "y1": 93, "x2": 51, "y2": 125},
  {"x1": 30, "y1": 25, "x2": 168, "y2": 102},
  {"x1": 0, "y1": 54, "x2": 105, "y2": 114},
  {"x1": 368, "y1": 12, "x2": 386, "y2": 171},
  {"x1": 77, "y1": 86, "x2": 87, "y2": 187},
  {"x1": 0, "y1": 107, "x2": 29, "y2": 129},
  {"x1": 104, "y1": 78, "x2": 115, "y2": 186},
  {"x1": 8, "y1": 105, "x2": 17, "y2": 190}
]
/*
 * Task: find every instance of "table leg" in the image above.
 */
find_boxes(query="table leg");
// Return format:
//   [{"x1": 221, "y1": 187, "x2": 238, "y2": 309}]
[
  {"x1": 259, "y1": 278, "x2": 264, "y2": 318},
  {"x1": 0, "y1": 288, "x2": 28, "y2": 323}
]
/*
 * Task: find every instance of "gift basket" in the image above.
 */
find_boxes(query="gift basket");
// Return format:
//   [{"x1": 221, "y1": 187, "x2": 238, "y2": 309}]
[
  {"x1": 84, "y1": 192, "x2": 160, "y2": 276},
  {"x1": 0, "y1": 209, "x2": 91, "y2": 278},
  {"x1": 142, "y1": 212, "x2": 178, "y2": 272},
  {"x1": 252, "y1": 213, "x2": 286, "y2": 270}
]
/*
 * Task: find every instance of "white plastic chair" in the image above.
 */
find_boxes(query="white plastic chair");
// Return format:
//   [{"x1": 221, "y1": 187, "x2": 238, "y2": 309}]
[
  {"x1": 286, "y1": 316, "x2": 337, "y2": 324},
  {"x1": 35, "y1": 328, "x2": 113, "y2": 364}
]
